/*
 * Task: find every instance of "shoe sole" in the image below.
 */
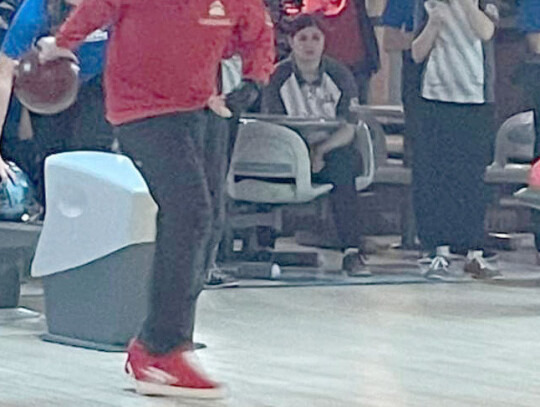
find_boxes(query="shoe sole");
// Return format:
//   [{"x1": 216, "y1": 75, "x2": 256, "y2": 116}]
[
  {"x1": 424, "y1": 274, "x2": 453, "y2": 282},
  {"x1": 422, "y1": 269, "x2": 455, "y2": 281},
  {"x1": 347, "y1": 272, "x2": 373, "y2": 277},
  {"x1": 470, "y1": 273, "x2": 504, "y2": 280},
  {"x1": 135, "y1": 380, "x2": 226, "y2": 399},
  {"x1": 464, "y1": 264, "x2": 502, "y2": 280},
  {"x1": 126, "y1": 362, "x2": 227, "y2": 399},
  {"x1": 204, "y1": 281, "x2": 240, "y2": 289}
]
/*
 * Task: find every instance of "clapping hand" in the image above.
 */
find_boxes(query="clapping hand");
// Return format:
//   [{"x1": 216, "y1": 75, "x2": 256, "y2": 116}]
[{"x1": 425, "y1": 0, "x2": 449, "y2": 27}]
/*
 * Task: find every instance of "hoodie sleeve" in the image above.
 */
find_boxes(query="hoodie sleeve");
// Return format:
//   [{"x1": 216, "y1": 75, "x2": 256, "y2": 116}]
[{"x1": 55, "y1": 0, "x2": 119, "y2": 50}]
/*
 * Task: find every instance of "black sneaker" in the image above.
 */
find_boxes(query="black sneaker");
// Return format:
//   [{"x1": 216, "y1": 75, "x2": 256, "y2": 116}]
[
  {"x1": 342, "y1": 253, "x2": 372, "y2": 277},
  {"x1": 463, "y1": 251, "x2": 502, "y2": 280},
  {"x1": 205, "y1": 267, "x2": 239, "y2": 288}
]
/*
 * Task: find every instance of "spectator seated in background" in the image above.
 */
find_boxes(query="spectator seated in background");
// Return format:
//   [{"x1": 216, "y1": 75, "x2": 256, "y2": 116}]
[
  {"x1": 261, "y1": 13, "x2": 371, "y2": 277},
  {"x1": 266, "y1": 0, "x2": 379, "y2": 103}
]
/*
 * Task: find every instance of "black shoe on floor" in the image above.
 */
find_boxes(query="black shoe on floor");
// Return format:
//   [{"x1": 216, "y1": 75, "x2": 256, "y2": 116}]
[
  {"x1": 342, "y1": 252, "x2": 372, "y2": 277},
  {"x1": 205, "y1": 266, "x2": 239, "y2": 288},
  {"x1": 463, "y1": 251, "x2": 502, "y2": 280}
]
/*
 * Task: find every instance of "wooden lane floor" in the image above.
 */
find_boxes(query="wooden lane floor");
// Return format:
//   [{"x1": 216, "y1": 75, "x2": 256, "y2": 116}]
[{"x1": 2, "y1": 281, "x2": 540, "y2": 407}]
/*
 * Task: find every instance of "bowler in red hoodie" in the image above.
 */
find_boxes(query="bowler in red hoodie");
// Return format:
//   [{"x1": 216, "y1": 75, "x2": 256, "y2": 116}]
[{"x1": 39, "y1": 0, "x2": 275, "y2": 398}]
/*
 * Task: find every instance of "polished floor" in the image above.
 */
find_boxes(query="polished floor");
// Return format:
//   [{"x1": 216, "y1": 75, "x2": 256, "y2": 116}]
[{"x1": 2, "y1": 273, "x2": 540, "y2": 407}]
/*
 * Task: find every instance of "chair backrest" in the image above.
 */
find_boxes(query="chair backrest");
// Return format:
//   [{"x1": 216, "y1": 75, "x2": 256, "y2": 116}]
[
  {"x1": 350, "y1": 106, "x2": 413, "y2": 186},
  {"x1": 352, "y1": 120, "x2": 376, "y2": 191},
  {"x1": 491, "y1": 110, "x2": 535, "y2": 167},
  {"x1": 227, "y1": 120, "x2": 333, "y2": 203},
  {"x1": 350, "y1": 109, "x2": 388, "y2": 169}
]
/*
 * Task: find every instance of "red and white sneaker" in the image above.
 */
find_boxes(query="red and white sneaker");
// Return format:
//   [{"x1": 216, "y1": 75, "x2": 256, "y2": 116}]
[{"x1": 125, "y1": 339, "x2": 225, "y2": 398}]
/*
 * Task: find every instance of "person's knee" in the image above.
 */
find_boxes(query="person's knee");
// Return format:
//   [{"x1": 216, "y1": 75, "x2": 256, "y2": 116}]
[{"x1": 322, "y1": 151, "x2": 357, "y2": 186}]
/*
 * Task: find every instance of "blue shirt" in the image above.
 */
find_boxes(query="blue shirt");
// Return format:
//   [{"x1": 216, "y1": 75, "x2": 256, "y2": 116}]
[
  {"x1": 1, "y1": 0, "x2": 107, "y2": 81},
  {"x1": 517, "y1": 0, "x2": 540, "y2": 33},
  {"x1": 381, "y1": 0, "x2": 415, "y2": 32}
]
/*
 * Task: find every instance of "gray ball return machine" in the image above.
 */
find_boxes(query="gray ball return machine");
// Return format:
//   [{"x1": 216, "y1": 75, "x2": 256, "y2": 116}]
[{"x1": 31, "y1": 151, "x2": 157, "y2": 351}]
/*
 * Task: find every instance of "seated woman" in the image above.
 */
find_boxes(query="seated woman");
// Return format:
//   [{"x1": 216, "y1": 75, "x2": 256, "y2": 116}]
[{"x1": 261, "y1": 13, "x2": 370, "y2": 277}]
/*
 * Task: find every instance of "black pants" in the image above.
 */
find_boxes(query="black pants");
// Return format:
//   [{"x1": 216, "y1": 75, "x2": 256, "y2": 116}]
[
  {"x1": 204, "y1": 113, "x2": 234, "y2": 268},
  {"x1": 401, "y1": 52, "x2": 424, "y2": 167},
  {"x1": 118, "y1": 111, "x2": 227, "y2": 354},
  {"x1": 30, "y1": 75, "x2": 113, "y2": 204},
  {"x1": 351, "y1": 70, "x2": 371, "y2": 105},
  {"x1": 312, "y1": 146, "x2": 364, "y2": 250},
  {"x1": 413, "y1": 100, "x2": 494, "y2": 252}
]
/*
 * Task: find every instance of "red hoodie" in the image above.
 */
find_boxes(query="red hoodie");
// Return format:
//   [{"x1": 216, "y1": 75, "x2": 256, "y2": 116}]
[{"x1": 56, "y1": 0, "x2": 275, "y2": 125}]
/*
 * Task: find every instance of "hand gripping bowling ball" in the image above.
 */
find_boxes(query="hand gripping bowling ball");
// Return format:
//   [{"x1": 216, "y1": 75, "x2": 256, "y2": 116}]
[{"x1": 13, "y1": 48, "x2": 80, "y2": 115}]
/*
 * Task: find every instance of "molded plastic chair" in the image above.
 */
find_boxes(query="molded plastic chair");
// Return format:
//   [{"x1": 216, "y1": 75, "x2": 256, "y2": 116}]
[
  {"x1": 227, "y1": 120, "x2": 334, "y2": 204},
  {"x1": 352, "y1": 120, "x2": 376, "y2": 191},
  {"x1": 223, "y1": 118, "x2": 376, "y2": 275},
  {"x1": 348, "y1": 106, "x2": 415, "y2": 248},
  {"x1": 351, "y1": 107, "x2": 412, "y2": 185},
  {"x1": 484, "y1": 111, "x2": 536, "y2": 237},
  {"x1": 485, "y1": 111, "x2": 535, "y2": 185}
]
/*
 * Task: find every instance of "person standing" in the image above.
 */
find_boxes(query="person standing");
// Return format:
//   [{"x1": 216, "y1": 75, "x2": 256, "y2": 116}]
[
  {"x1": 40, "y1": 0, "x2": 275, "y2": 398},
  {"x1": 0, "y1": 0, "x2": 25, "y2": 175},
  {"x1": 516, "y1": 0, "x2": 540, "y2": 155},
  {"x1": 381, "y1": 0, "x2": 422, "y2": 168},
  {"x1": 516, "y1": 0, "x2": 540, "y2": 258},
  {"x1": 205, "y1": 55, "x2": 260, "y2": 286},
  {"x1": 0, "y1": 0, "x2": 112, "y2": 204},
  {"x1": 412, "y1": 0, "x2": 500, "y2": 279}
]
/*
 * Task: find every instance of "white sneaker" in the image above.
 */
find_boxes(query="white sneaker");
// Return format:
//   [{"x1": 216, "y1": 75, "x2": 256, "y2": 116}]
[{"x1": 419, "y1": 246, "x2": 455, "y2": 281}]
